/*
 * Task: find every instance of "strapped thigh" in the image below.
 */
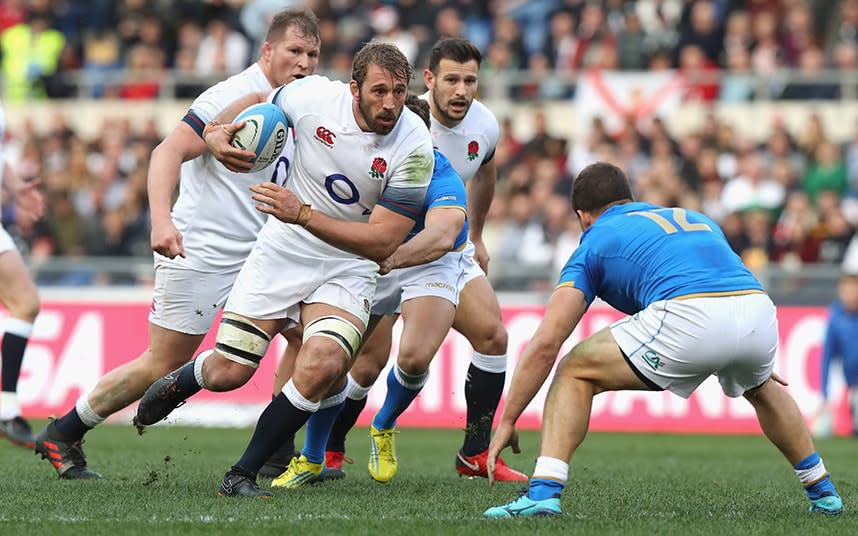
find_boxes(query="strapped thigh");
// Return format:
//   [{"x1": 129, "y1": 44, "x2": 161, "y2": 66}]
[
  {"x1": 303, "y1": 315, "x2": 363, "y2": 358},
  {"x1": 215, "y1": 312, "x2": 272, "y2": 368}
]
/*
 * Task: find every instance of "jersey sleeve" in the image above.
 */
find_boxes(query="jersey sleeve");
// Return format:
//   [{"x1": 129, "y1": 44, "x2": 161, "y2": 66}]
[
  {"x1": 187, "y1": 77, "x2": 240, "y2": 124},
  {"x1": 557, "y1": 240, "x2": 598, "y2": 305},
  {"x1": 377, "y1": 130, "x2": 434, "y2": 220},
  {"x1": 481, "y1": 108, "x2": 500, "y2": 165},
  {"x1": 186, "y1": 71, "x2": 261, "y2": 136}
]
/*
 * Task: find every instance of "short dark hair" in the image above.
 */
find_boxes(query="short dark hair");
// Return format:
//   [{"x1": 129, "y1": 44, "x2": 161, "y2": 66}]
[
  {"x1": 404, "y1": 94, "x2": 430, "y2": 129},
  {"x1": 352, "y1": 41, "x2": 413, "y2": 88},
  {"x1": 572, "y1": 162, "x2": 634, "y2": 213},
  {"x1": 428, "y1": 38, "x2": 482, "y2": 73},
  {"x1": 265, "y1": 9, "x2": 320, "y2": 44}
]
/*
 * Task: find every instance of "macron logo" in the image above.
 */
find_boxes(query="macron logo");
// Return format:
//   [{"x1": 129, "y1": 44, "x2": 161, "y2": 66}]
[{"x1": 315, "y1": 126, "x2": 336, "y2": 147}]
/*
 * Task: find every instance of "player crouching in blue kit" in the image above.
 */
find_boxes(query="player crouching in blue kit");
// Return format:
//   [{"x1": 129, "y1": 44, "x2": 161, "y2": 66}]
[{"x1": 483, "y1": 162, "x2": 844, "y2": 518}]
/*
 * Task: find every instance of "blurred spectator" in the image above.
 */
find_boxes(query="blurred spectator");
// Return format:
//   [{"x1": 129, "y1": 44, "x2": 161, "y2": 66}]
[
  {"x1": 116, "y1": 44, "x2": 164, "y2": 99},
  {"x1": 750, "y1": 11, "x2": 783, "y2": 77},
  {"x1": 831, "y1": 0, "x2": 858, "y2": 54},
  {"x1": 742, "y1": 208, "x2": 774, "y2": 271},
  {"x1": 680, "y1": 44, "x2": 719, "y2": 102},
  {"x1": 674, "y1": 0, "x2": 723, "y2": 65},
  {"x1": 521, "y1": 109, "x2": 567, "y2": 164},
  {"x1": 722, "y1": 10, "x2": 752, "y2": 55},
  {"x1": 816, "y1": 192, "x2": 855, "y2": 264},
  {"x1": 490, "y1": 15, "x2": 527, "y2": 71},
  {"x1": 781, "y1": 3, "x2": 815, "y2": 67},
  {"x1": 0, "y1": 0, "x2": 26, "y2": 32},
  {"x1": 762, "y1": 122, "x2": 806, "y2": 180},
  {"x1": 495, "y1": 189, "x2": 545, "y2": 267},
  {"x1": 804, "y1": 141, "x2": 848, "y2": 203},
  {"x1": 798, "y1": 113, "x2": 829, "y2": 159},
  {"x1": 616, "y1": 8, "x2": 647, "y2": 70},
  {"x1": 818, "y1": 272, "x2": 858, "y2": 437},
  {"x1": 719, "y1": 45, "x2": 754, "y2": 102},
  {"x1": 832, "y1": 41, "x2": 858, "y2": 98},
  {"x1": 772, "y1": 190, "x2": 820, "y2": 265},
  {"x1": 81, "y1": 30, "x2": 122, "y2": 98},
  {"x1": 571, "y1": 2, "x2": 615, "y2": 70},
  {"x1": 240, "y1": 0, "x2": 302, "y2": 53},
  {"x1": 780, "y1": 47, "x2": 839, "y2": 100},
  {"x1": 195, "y1": 17, "x2": 250, "y2": 77},
  {"x1": 0, "y1": 12, "x2": 65, "y2": 101},
  {"x1": 721, "y1": 151, "x2": 785, "y2": 214},
  {"x1": 542, "y1": 9, "x2": 577, "y2": 71},
  {"x1": 843, "y1": 120, "x2": 858, "y2": 192},
  {"x1": 370, "y1": 5, "x2": 418, "y2": 64}
]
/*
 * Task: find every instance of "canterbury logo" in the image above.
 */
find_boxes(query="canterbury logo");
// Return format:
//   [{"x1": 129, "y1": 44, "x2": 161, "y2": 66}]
[{"x1": 315, "y1": 126, "x2": 336, "y2": 147}]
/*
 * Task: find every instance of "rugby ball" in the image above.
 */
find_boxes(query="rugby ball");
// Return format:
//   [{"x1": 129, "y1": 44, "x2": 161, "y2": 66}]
[{"x1": 231, "y1": 102, "x2": 289, "y2": 173}]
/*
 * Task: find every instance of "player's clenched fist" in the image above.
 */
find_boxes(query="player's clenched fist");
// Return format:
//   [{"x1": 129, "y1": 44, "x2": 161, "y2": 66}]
[{"x1": 150, "y1": 220, "x2": 185, "y2": 258}]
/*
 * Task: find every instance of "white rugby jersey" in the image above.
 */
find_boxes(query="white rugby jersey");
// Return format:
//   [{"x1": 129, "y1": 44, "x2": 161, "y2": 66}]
[
  {"x1": 267, "y1": 75, "x2": 434, "y2": 256},
  {"x1": 168, "y1": 62, "x2": 295, "y2": 271},
  {"x1": 421, "y1": 92, "x2": 499, "y2": 183}
]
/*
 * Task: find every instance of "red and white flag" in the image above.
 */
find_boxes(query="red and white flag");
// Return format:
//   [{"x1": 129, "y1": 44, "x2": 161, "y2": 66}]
[{"x1": 575, "y1": 69, "x2": 686, "y2": 138}]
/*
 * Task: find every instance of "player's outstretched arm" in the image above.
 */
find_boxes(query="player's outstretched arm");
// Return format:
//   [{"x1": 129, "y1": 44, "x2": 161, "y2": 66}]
[
  {"x1": 467, "y1": 159, "x2": 496, "y2": 273},
  {"x1": 487, "y1": 286, "x2": 586, "y2": 481},
  {"x1": 499, "y1": 286, "x2": 586, "y2": 425},
  {"x1": 147, "y1": 122, "x2": 209, "y2": 259},
  {"x1": 379, "y1": 206, "x2": 466, "y2": 274},
  {"x1": 249, "y1": 182, "x2": 418, "y2": 263}
]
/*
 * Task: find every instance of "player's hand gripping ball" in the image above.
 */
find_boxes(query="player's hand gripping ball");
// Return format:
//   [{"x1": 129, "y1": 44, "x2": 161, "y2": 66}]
[{"x1": 231, "y1": 103, "x2": 289, "y2": 172}]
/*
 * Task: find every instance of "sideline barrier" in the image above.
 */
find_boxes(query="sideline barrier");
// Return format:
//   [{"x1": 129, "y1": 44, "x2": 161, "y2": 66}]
[{"x1": 10, "y1": 292, "x2": 851, "y2": 435}]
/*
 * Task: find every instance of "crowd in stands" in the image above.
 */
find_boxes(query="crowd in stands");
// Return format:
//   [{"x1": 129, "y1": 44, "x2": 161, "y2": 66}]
[
  {"x1": 1, "y1": 0, "x2": 857, "y2": 101},
  {"x1": 5, "y1": 102, "x2": 857, "y2": 290},
  {"x1": 1, "y1": 0, "x2": 858, "y2": 290}
]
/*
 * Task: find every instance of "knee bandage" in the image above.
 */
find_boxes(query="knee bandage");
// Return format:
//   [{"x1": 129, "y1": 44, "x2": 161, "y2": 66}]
[
  {"x1": 303, "y1": 315, "x2": 362, "y2": 358},
  {"x1": 215, "y1": 313, "x2": 272, "y2": 368}
]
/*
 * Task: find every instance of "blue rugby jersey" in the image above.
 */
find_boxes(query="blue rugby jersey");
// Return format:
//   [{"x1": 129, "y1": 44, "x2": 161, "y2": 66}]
[
  {"x1": 558, "y1": 202, "x2": 763, "y2": 314},
  {"x1": 403, "y1": 149, "x2": 468, "y2": 249}
]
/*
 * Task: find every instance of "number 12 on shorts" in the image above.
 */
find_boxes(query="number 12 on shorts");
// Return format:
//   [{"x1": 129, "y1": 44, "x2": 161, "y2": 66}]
[{"x1": 627, "y1": 208, "x2": 712, "y2": 234}]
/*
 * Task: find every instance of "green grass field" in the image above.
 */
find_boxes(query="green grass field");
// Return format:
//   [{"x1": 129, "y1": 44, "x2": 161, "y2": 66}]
[{"x1": 1, "y1": 422, "x2": 855, "y2": 535}]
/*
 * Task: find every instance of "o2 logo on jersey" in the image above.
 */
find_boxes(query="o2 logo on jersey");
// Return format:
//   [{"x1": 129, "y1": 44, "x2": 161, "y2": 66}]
[
  {"x1": 269, "y1": 156, "x2": 290, "y2": 186},
  {"x1": 314, "y1": 126, "x2": 336, "y2": 148},
  {"x1": 326, "y1": 174, "x2": 359, "y2": 204}
]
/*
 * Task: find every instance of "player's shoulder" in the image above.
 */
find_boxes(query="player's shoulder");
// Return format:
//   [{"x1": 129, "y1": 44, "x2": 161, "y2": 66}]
[
  {"x1": 273, "y1": 75, "x2": 347, "y2": 110},
  {"x1": 393, "y1": 107, "x2": 434, "y2": 148},
  {"x1": 463, "y1": 99, "x2": 499, "y2": 130},
  {"x1": 192, "y1": 64, "x2": 266, "y2": 106}
]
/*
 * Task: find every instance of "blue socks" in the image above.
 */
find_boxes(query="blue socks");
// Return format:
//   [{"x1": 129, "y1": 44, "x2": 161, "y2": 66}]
[
  {"x1": 529, "y1": 478, "x2": 565, "y2": 501},
  {"x1": 794, "y1": 452, "x2": 839, "y2": 500},
  {"x1": 302, "y1": 396, "x2": 346, "y2": 464},
  {"x1": 371, "y1": 366, "x2": 428, "y2": 430}
]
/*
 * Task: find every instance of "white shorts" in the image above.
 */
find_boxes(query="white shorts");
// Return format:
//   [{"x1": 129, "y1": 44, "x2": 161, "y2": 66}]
[
  {"x1": 225, "y1": 223, "x2": 376, "y2": 329},
  {"x1": 610, "y1": 293, "x2": 777, "y2": 398},
  {"x1": 148, "y1": 257, "x2": 241, "y2": 335},
  {"x1": 0, "y1": 226, "x2": 16, "y2": 254},
  {"x1": 371, "y1": 272, "x2": 402, "y2": 316},
  {"x1": 371, "y1": 251, "x2": 468, "y2": 316},
  {"x1": 461, "y1": 240, "x2": 486, "y2": 285}
]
